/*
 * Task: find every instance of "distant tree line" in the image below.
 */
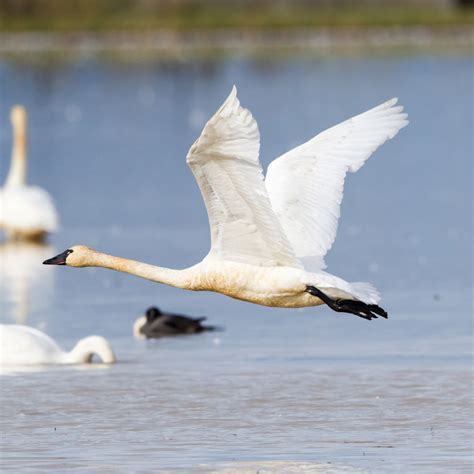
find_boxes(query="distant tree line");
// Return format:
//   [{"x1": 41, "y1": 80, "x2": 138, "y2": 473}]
[
  {"x1": 1, "y1": 0, "x2": 470, "y2": 18},
  {"x1": 0, "y1": 0, "x2": 471, "y2": 30}
]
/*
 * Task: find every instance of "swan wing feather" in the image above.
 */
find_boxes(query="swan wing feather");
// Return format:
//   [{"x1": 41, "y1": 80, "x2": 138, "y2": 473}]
[
  {"x1": 265, "y1": 98, "x2": 408, "y2": 271},
  {"x1": 187, "y1": 86, "x2": 301, "y2": 268}
]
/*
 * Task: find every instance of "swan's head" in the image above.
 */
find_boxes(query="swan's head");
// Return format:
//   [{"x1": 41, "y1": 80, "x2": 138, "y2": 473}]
[
  {"x1": 68, "y1": 335, "x2": 116, "y2": 364},
  {"x1": 11, "y1": 105, "x2": 27, "y2": 129},
  {"x1": 43, "y1": 245, "x2": 94, "y2": 267}
]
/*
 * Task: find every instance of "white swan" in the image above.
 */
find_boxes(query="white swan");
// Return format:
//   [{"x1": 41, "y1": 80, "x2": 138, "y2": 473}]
[
  {"x1": 0, "y1": 106, "x2": 59, "y2": 241},
  {"x1": 0, "y1": 324, "x2": 116, "y2": 365},
  {"x1": 44, "y1": 87, "x2": 408, "y2": 320}
]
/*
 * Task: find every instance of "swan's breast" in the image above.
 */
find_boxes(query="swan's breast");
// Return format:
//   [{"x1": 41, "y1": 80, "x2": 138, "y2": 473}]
[{"x1": 188, "y1": 262, "x2": 321, "y2": 308}]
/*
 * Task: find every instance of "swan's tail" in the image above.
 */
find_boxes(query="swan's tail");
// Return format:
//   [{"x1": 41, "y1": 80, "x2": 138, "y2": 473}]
[
  {"x1": 306, "y1": 285, "x2": 387, "y2": 320},
  {"x1": 351, "y1": 282, "x2": 381, "y2": 305}
]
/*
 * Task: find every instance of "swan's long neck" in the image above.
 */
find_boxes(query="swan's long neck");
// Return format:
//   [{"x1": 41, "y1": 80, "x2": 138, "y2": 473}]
[
  {"x1": 5, "y1": 107, "x2": 27, "y2": 188},
  {"x1": 85, "y1": 251, "x2": 195, "y2": 290},
  {"x1": 65, "y1": 336, "x2": 116, "y2": 364}
]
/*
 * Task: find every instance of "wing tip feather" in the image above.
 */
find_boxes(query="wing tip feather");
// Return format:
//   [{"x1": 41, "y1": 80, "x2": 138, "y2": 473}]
[
  {"x1": 226, "y1": 84, "x2": 238, "y2": 106},
  {"x1": 219, "y1": 85, "x2": 240, "y2": 116},
  {"x1": 387, "y1": 97, "x2": 398, "y2": 107},
  {"x1": 351, "y1": 282, "x2": 381, "y2": 304},
  {"x1": 187, "y1": 83, "x2": 262, "y2": 165}
]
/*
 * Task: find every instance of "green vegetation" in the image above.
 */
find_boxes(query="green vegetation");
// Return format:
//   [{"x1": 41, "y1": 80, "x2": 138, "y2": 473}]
[{"x1": 0, "y1": 1, "x2": 473, "y2": 31}]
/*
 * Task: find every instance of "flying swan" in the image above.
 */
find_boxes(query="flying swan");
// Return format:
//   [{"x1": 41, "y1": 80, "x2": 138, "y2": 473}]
[
  {"x1": 0, "y1": 324, "x2": 116, "y2": 365},
  {"x1": 0, "y1": 106, "x2": 59, "y2": 241},
  {"x1": 44, "y1": 87, "x2": 408, "y2": 320}
]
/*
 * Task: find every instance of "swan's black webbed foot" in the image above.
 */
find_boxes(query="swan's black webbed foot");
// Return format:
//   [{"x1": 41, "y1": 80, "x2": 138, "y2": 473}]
[
  {"x1": 305, "y1": 285, "x2": 388, "y2": 321},
  {"x1": 331, "y1": 299, "x2": 388, "y2": 320}
]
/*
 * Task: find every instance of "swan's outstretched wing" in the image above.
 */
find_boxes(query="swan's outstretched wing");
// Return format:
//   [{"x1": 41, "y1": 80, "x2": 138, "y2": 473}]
[
  {"x1": 265, "y1": 98, "x2": 408, "y2": 270},
  {"x1": 187, "y1": 87, "x2": 301, "y2": 268}
]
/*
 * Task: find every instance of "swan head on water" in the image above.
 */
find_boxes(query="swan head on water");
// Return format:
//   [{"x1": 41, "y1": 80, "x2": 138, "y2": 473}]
[
  {"x1": 11, "y1": 105, "x2": 27, "y2": 128},
  {"x1": 67, "y1": 335, "x2": 116, "y2": 364}
]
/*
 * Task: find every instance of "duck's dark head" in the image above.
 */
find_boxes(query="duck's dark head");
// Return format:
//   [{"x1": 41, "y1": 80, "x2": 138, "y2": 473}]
[{"x1": 146, "y1": 307, "x2": 162, "y2": 323}]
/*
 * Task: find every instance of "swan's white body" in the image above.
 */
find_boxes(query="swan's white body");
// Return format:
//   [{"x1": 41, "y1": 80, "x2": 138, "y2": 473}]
[
  {"x1": 47, "y1": 87, "x2": 407, "y2": 311},
  {"x1": 0, "y1": 325, "x2": 116, "y2": 365},
  {"x1": 0, "y1": 106, "x2": 58, "y2": 240}
]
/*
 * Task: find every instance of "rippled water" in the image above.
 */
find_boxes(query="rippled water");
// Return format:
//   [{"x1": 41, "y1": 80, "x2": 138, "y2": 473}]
[{"x1": 0, "y1": 51, "x2": 472, "y2": 472}]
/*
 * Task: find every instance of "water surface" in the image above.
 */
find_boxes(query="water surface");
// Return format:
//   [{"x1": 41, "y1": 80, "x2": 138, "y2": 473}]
[{"x1": 0, "y1": 51, "x2": 472, "y2": 473}]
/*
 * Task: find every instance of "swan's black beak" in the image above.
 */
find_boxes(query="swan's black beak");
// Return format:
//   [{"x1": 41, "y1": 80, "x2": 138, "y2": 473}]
[{"x1": 43, "y1": 249, "x2": 72, "y2": 265}]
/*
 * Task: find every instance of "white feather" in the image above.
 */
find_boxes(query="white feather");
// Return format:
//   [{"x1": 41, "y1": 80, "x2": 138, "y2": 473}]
[
  {"x1": 187, "y1": 86, "x2": 301, "y2": 268},
  {"x1": 265, "y1": 98, "x2": 408, "y2": 271},
  {"x1": 0, "y1": 186, "x2": 58, "y2": 232},
  {"x1": 350, "y1": 282, "x2": 381, "y2": 304}
]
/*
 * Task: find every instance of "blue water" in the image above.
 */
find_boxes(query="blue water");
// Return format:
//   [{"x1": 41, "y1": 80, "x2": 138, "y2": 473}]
[{"x1": 0, "y1": 51, "x2": 472, "y2": 473}]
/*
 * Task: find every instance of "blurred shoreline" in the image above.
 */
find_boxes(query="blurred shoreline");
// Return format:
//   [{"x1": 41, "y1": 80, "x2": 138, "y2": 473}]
[{"x1": 0, "y1": 26, "x2": 472, "y2": 55}]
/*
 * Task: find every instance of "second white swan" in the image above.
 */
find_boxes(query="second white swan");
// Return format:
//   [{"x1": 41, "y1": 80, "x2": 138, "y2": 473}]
[
  {"x1": 44, "y1": 87, "x2": 408, "y2": 320},
  {"x1": 0, "y1": 106, "x2": 59, "y2": 241},
  {"x1": 0, "y1": 324, "x2": 116, "y2": 365}
]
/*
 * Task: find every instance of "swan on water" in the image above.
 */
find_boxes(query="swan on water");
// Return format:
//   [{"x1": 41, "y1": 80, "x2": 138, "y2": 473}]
[
  {"x1": 44, "y1": 86, "x2": 408, "y2": 320},
  {"x1": 133, "y1": 306, "x2": 217, "y2": 339},
  {"x1": 0, "y1": 106, "x2": 59, "y2": 241},
  {"x1": 0, "y1": 324, "x2": 116, "y2": 365}
]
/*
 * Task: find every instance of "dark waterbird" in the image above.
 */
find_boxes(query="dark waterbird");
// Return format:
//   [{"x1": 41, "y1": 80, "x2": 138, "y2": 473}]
[{"x1": 133, "y1": 307, "x2": 219, "y2": 339}]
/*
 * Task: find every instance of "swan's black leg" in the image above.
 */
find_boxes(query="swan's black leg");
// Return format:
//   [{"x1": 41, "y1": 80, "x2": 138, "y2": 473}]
[{"x1": 305, "y1": 286, "x2": 388, "y2": 321}]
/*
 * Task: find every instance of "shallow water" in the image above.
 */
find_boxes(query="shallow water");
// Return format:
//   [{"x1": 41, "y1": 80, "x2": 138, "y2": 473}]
[{"x1": 0, "y1": 51, "x2": 472, "y2": 473}]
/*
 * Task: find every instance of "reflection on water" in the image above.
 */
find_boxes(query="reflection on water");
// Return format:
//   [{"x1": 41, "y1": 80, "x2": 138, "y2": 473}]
[
  {"x1": 0, "y1": 360, "x2": 114, "y2": 376},
  {"x1": 197, "y1": 460, "x2": 366, "y2": 473},
  {"x1": 0, "y1": 241, "x2": 55, "y2": 324},
  {"x1": 0, "y1": 51, "x2": 472, "y2": 472}
]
